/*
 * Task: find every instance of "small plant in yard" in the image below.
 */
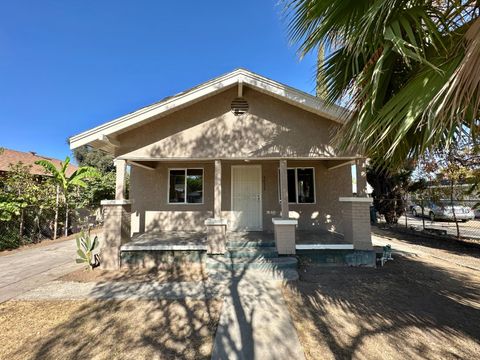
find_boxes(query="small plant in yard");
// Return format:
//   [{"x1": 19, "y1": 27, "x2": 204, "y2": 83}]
[{"x1": 76, "y1": 231, "x2": 100, "y2": 270}]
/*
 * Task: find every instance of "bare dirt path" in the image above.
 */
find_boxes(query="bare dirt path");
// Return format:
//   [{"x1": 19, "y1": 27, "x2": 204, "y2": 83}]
[
  {"x1": 372, "y1": 227, "x2": 480, "y2": 270},
  {"x1": 284, "y1": 228, "x2": 480, "y2": 360}
]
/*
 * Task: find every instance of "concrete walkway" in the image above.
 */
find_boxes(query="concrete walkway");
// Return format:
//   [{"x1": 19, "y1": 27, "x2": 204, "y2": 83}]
[
  {"x1": 0, "y1": 239, "x2": 82, "y2": 303},
  {"x1": 211, "y1": 270, "x2": 305, "y2": 360}
]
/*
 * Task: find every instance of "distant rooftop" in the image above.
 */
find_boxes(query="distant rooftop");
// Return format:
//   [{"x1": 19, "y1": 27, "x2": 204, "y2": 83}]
[{"x1": 0, "y1": 148, "x2": 78, "y2": 177}]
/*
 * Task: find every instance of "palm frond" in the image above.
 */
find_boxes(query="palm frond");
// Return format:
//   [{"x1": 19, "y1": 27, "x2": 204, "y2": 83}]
[
  {"x1": 425, "y1": 17, "x2": 480, "y2": 133},
  {"x1": 285, "y1": 0, "x2": 479, "y2": 170}
]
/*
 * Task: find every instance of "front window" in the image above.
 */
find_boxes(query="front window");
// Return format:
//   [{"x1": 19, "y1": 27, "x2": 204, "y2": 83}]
[
  {"x1": 279, "y1": 168, "x2": 315, "y2": 204},
  {"x1": 169, "y1": 168, "x2": 203, "y2": 204}
]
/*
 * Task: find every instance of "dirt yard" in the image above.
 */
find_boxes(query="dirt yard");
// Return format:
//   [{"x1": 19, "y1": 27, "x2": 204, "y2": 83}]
[
  {"x1": 0, "y1": 298, "x2": 222, "y2": 360},
  {"x1": 284, "y1": 231, "x2": 480, "y2": 360},
  {"x1": 61, "y1": 263, "x2": 207, "y2": 283}
]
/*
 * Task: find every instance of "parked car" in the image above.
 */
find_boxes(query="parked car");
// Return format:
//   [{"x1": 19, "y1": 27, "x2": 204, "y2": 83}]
[
  {"x1": 412, "y1": 202, "x2": 475, "y2": 222},
  {"x1": 474, "y1": 208, "x2": 480, "y2": 219}
]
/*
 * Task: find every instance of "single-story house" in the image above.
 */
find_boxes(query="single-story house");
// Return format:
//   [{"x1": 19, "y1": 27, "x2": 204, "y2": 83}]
[
  {"x1": 69, "y1": 69, "x2": 374, "y2": 270},
  {"x1": 0, "y1": 148, "x2": 77, "y2": 177}
]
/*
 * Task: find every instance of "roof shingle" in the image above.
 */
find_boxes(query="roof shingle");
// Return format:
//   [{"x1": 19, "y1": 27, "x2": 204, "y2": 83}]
[{"x1": 0, "y1": 148, "x2": 78, "y2": 177}]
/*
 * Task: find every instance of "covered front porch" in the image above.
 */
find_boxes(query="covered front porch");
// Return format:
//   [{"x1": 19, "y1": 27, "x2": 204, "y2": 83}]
[
  {"x1": 120, "y1": 229, "x2": 352, "y2": 252},
  {"x1": 100, "y1": 157, "x2": 373, "y2": 269},
  {"x1": 116, "y1": 229, "x2": 376, "y2": 270}
]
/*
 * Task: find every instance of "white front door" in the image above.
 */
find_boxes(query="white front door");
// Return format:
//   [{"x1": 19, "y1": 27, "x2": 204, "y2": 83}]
[{"x1": 231, "y1": 165, "x2": 262, "y2": 231}]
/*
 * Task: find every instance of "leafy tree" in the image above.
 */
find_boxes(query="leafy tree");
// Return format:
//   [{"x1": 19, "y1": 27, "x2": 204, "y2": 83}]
[
  {"x1": 367, "y1": 161, "x2": 413, "y2": 224},
  {"x1": 0, "y1": 164, "x2": 36, "y2": 234},
  {"x1": 285, "y1": 0, "x2": 479, "y2": 169},
  {"x1": 415, "y1": 137, "x2": 478, "y2": 237},
  {"x1": 80, "y1": 172, "x2": 116, "y2": 209},
  {"x1": 73, "y1": 145, "x2": 115, "y2": 173},
  {"x1": 35, "y1": 157, "x2": 100, "y2": 238},
  {"x1": 0, "y1": 163, "x2": 57, "y2": 248},
  {"x1": 72, "y1": 145, "x2": 118, "y2": 209}
]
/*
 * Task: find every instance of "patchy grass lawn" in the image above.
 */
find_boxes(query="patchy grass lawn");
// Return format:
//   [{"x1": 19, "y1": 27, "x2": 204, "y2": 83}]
[
  {"x1": 61, "y1": 263, "x2": 207, "y2": 283},
  {"x1": 283, "y1": 255, "x2": 480, "y2": 360},
  {"x1": 0, "y1": 299, "x2": 222, "y2": 360}
]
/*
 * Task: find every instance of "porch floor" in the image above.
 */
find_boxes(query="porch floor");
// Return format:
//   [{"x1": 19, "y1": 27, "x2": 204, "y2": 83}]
[
  {"x1": 296, "y1": 230, "x2": 352, "y2": 250},
  {"x1": 121, "y1": 229, "x2": 352, "y2": 251},
  {"x1": 122, "y1": 231, "x2": 207, "y2": 251}
]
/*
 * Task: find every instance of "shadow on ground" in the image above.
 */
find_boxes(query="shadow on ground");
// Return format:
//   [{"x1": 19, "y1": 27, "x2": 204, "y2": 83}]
[
  {"x1": 1, "y1": 264, "x2": 221, "y2": 360},
  {"x1": 3, "y1": 296, "x2": 221, "y2": 360},
  {"x1": 284, "y1": 254, "x2": 480, "y2": 359}
]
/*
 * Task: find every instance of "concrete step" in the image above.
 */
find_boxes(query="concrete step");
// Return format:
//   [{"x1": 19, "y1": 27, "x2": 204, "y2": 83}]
[
  {"x1": 208, "y1": 268, "x2": 299, "y2": 282},
  {"x1": 227, "y1": 240, "x2": 276, "y2": 249},
  {"x1": 206, "y1": 256, "x2": 298, "y2": 271},
  {"x1": 225, "y1": 247, "x2": 278, "y2": 259}
]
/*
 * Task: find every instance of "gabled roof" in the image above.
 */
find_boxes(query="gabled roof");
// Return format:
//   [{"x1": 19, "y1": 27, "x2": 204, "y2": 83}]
[
  {"x1": 0, "y1": 148, "x2": 78, "y2": 177},
  {"x1": 69, "y1": 68, "x2": 348, "y2": 152}
]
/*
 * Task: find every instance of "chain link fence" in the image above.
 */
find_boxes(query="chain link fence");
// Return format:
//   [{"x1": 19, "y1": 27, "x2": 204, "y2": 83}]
[
  {"x1": 372, "y1": 197, "x2": 480, "y2": 241},
  {"x1": 0, "y1": 206, "x2": 102, "y2": 251}
]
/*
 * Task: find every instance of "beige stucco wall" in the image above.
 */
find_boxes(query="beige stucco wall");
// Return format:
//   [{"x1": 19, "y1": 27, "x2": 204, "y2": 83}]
[
  {"x1": 124, "y1": 86, "x2": 357, "y2": 235},
  {"x1": 129, "y1": 160, "x2": 353, "y2": 234},
  {"x1": 130, "y1": 162, "x2": 214, "y2": 235},
  {"x1": 116, "y1": 87, "x2": 348, "y2": 160}
]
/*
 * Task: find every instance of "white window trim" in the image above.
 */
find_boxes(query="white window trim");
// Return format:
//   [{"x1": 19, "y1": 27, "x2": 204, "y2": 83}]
[
  {"x1": 278, "y1": 167, "x2": 316, "y2": 204},
  {"x1": 167, "y1": 168, "x2": 204, "y2": 205}
]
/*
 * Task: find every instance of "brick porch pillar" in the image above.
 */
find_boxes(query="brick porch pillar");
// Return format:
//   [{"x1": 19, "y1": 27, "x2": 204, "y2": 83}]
[
  {"x1": 99, "y1": 159, "x2": 131, "y2": 269},
  {"x1": 340, "y1": 197, "x2": 373, "y2": 250},
  {"x1": 272, "y1": 218, "x2": 298, "y2": 255},
  {"x1": 100, "y1": 200, "x2": 132, "y2": 269}
]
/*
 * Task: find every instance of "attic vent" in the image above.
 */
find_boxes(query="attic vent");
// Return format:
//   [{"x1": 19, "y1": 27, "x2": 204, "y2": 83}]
[{"x1": 231, "y1": 97, "x2": 249, "y2": 116}]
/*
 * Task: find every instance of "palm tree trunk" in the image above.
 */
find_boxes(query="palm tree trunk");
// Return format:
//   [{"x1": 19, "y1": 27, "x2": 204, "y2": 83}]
[
  {"x1": 65, "y1": 199, "x2": 69, "y2": 237},
  {"x1": 19, "y1": 208, "x2": 24, "y2": 243},
  {"x1": 53, "y1": 184, "x2": 59, "y2": 240},
  {"x1": 450, "y1": 180, "x2": 460, "y2": 239}
]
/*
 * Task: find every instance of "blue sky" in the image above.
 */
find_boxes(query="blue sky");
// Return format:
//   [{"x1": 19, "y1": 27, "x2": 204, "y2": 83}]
[{"x1": 0, "y1": 0, "x2": 317, "y2": 161}]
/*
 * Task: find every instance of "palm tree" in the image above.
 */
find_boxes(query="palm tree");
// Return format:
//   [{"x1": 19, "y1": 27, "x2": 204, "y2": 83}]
[
  {"x1": 285, "y1": 0, "x2": 479, "y2": 169},
  {"x1": 36, "y1": 157, "x2": 99, "y2": 239}
]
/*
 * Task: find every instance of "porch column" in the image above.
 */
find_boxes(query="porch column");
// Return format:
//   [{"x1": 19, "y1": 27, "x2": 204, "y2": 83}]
[
  {"x1": 355, "y1": 159, "x2": 367, "y2": 196},
  {"x1": 214, "y1": 159, "x2": 222, "y2": 218},
  {"x1": 115, "y1": 159, "x2": 127, "y2": 200},
  {"x1": 273, "y1": 159, "x2": 297, "y2": 255},
  {"x1": 279, "y1": 159, "x2": 289, "y2": 219},
  {"x1": 205, "y1": 159, "x2": 227, "y2": 254}
]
